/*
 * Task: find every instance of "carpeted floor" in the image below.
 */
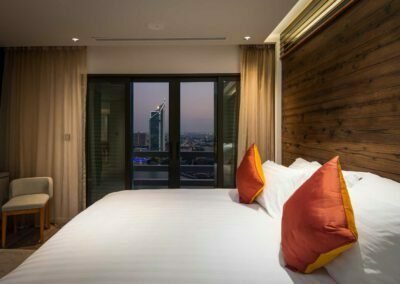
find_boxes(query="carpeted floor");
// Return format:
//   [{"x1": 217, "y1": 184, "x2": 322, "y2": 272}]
[
  {"x1": 0, "y1": 249, "x2": 34, "y2": 278},
  {"x1": 0, "y1": 224, "x2": 60, "y2": 278}
]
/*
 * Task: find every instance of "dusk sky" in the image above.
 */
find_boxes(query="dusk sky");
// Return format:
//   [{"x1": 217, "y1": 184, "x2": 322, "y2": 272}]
[{"x1": 133, "y1": 82, "x2": 214, "y2": 134}]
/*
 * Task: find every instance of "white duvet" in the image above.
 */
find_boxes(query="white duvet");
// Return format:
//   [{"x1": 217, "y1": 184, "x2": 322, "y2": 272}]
[{"x1": 1, "y1": 189, "x2": 334, "y2": 283}]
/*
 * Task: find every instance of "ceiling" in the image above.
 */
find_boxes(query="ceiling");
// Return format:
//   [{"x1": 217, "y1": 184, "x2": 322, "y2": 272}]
[{"x1": 0, "y1": 0, "x2": 297, "y2": 47}]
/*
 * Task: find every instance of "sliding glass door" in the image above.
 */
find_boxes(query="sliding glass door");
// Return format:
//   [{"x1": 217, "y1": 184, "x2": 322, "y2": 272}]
[
  {"x1": 131, "y1": 82, "x2": 170, "y2": 188},
  {"x1": 86, "y1": 79, "x2": 128, "y2": 205},
  {"x1": 180, "y1": 81, "x2": 216, "y2": 187},
  {"x1": 87, "y1": 75, "x2": 239, "y2": 205},
  {"x1": 130, "y1": 79, "x2": 217, "y2": 188},
  {"x1": 220, "y1": 78, "x2": 240, "y2": 188}
]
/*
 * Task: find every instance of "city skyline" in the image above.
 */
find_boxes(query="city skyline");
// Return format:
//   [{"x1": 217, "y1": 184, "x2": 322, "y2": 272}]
[
  {"x1": 133, "y1": 100, "x2": 214, "y2": 152},
  {"x1": 133, "y1": 82, "x2": 214, "y2": 134}
]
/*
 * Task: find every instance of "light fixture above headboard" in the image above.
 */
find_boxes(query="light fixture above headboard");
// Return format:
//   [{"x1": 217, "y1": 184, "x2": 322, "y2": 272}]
[{"x1": 280, "y1": 0, "x2": 358, "y2": 58}]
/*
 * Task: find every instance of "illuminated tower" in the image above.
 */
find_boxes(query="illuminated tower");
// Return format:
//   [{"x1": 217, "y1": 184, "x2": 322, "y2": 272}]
[{"x1": 149, "y1": 102, "x2": 165, "y2": 151}]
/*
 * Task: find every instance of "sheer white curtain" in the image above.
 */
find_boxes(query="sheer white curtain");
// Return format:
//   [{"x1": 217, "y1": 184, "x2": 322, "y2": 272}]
[
  {"x1": 237, "y1": 45, "x2": 275, "y2": 164},
  {"x1": 0, "y1": 47, "x2": 87, "y2": 224}
]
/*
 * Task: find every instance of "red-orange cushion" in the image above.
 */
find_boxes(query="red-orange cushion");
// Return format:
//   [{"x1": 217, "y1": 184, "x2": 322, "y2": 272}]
[
  {"x1": 281, "y1": 156, "x2": 358, "y2": 273},
  {"x1": 236, "y1": 144, "x2": 265, "y2": 204}
]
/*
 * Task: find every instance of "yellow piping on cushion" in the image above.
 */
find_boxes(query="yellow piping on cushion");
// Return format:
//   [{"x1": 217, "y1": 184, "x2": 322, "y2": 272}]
[
  {"x1": 250, "y1": 145, "x2": 265, "y2": 203},
  {"x1": 338, "y1": 161, "x2": 358, "y2": 238},
  {"x1": 249, "y1": 185, "x2": 264, "y2": 203},
  {"x1": 305, "y1": 242, "x2": 355, "y2": 273}
]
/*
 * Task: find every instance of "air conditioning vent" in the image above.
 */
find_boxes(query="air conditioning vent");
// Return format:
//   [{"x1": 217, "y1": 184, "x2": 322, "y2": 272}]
[{"x1": 93, "y1": 37, "x2": 226, "y2": 42}]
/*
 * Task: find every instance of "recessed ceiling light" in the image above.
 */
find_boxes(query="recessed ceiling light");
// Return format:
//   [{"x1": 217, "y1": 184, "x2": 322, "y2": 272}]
[
  {"x1": 243, "y1": 36, "x2": 251, "y2": 41},
  {"x1": 72, "y1": 37, "x2": 79, "y2": 42}
]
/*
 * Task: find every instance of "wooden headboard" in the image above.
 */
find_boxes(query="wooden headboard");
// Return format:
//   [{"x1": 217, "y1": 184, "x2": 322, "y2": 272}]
[{"x1": 282, "y1": 0, "x2": 400, "y2": 181}]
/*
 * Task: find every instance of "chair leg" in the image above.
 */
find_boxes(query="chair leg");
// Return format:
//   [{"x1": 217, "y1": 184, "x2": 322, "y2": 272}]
[
  {"x1": 21, "y1": 214, "x2": 26, "y2": 229},
  {"x1": 45, "y1": 202, "x2": 50, "y2": 229},
  {"x1": 13, "y1": 215, "x2": 17, "y2": 234},
  {"x1": 2, "y1": 212, "x2": 7, "y2": 248},
  {"x1": 34, "y1": 213, "x2": 39, "y2": 228},
  {"x1": 39, "y1": 208, "x2": 44, "y2": 244}
]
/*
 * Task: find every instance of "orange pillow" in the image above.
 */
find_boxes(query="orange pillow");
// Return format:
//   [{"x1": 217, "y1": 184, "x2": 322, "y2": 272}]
[
  {"x1": 236, "y1": 144, "x2": 265, "y2": 204},
  {"x1": 281, "y1": 156, "x2": 358, "y2": 273}
]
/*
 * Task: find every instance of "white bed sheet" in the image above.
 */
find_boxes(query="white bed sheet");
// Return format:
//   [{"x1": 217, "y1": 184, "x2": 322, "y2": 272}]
[{"x1": 1, "y1": 189, "x2": 335, "y2": 284}]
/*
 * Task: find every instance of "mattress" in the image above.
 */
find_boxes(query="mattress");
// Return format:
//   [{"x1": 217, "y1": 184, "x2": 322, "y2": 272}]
[{"x1": 1, "y1": 189, "x2": 335, "y2": 283}]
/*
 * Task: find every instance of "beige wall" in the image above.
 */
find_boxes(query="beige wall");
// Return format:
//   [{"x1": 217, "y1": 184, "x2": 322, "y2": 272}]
[{"x1": 87, "y1": 45, "x2": 240, "y2": 74}]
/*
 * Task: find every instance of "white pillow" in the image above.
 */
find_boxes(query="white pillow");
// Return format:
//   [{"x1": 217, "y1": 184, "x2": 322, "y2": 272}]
[
  {"x1": 289, "y1": 157, "x2": 362, "y2": 188},
  {"x1": 256, "y1": 161, "x2": 308, "y2": 218},
  {"x1": 326, "y1": 173, "x2": 400, "y2": 283},
  {"x1": 288, "y1": 157, "x2": 321, "y2": 171},
  {"x1": 259, "y1": 159, "x2": 363, "y2": 218},
  {"x1": 343, "y1": 171, "x2": 364, "y2": 188}
]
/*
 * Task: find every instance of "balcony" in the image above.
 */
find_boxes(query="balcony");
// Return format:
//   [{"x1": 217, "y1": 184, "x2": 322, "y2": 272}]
[{"x1": 132, "y1": 151, "x2": 215, "y2": 187}]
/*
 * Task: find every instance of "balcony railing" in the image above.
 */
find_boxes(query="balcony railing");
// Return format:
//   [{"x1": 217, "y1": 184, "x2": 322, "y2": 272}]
[{"x1": 132, "y1": 151, "x2": 215, "y2": 187}]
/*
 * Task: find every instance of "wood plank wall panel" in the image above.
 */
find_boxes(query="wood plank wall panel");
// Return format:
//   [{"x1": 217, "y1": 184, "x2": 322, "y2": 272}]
[
  {"x1": 0, "y1": 48, "x2": 4, "y2": 106},
  {"x1": 282, "y1": 0, "x2": 400, "y2": 181}
]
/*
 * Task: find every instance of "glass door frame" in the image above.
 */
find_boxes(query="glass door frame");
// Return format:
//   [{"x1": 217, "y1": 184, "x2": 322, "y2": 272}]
[
  {"x1": 177, "y1": 77, "x2": 218, "y2": 188},
  {"x1": 216, "y1": 76, "x2": 241, "y2": 187},
  {"x1": 87, "y1": 74, "x2": 240, "y2": 191}
]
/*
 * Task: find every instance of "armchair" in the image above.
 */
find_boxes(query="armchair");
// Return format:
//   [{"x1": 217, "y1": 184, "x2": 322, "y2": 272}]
[{"x1": 1, "y1": 177, "x2": 53, "y2": 248}]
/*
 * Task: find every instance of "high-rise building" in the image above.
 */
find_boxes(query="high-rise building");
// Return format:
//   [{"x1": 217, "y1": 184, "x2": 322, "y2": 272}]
[
  {"x1": 133, "y1": 132, "x2": 147, "y2": 147},
  {"x1": 149, "y1": 102, "x2": 165, "y2": 151}
]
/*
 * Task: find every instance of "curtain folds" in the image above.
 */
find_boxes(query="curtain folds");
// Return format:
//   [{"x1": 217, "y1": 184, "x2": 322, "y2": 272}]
[
  {"x1": 237, "y1": 45, "x2": 275, "y2": 164},
  {"x1": 0, "y1": 47, "x2": 87, "y2": 224}
]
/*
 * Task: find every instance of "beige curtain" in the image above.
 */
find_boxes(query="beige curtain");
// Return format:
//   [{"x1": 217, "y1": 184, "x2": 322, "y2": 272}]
[
  {"x1": 237, "y1": 45, "x2": 275, "y2": 164},
  {"x1": 0, "y1": 47, "x2": 87, "y2": 224}
]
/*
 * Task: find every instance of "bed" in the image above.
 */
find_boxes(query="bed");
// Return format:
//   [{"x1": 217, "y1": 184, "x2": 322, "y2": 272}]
[{"x1": 1, "y1": 188, "x2": 335, "y2": 283}]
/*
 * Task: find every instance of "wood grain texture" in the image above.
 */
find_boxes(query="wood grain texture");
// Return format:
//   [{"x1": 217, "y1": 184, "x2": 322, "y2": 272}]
[
  {"x1": 0, "y1": 48, "x2": 4, "y2": 106},
  {"x1": 282, "y1": 0, "x2": 400, "y2": 181}
]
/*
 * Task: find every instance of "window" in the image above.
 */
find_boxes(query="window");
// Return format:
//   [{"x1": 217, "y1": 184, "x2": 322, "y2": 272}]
[
  {"x1": 86, "y1": 75, "x2": 239, "y2": 205},
  {"x1": 132, "y1": 82, "x2": 170, "y2": 188}
]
